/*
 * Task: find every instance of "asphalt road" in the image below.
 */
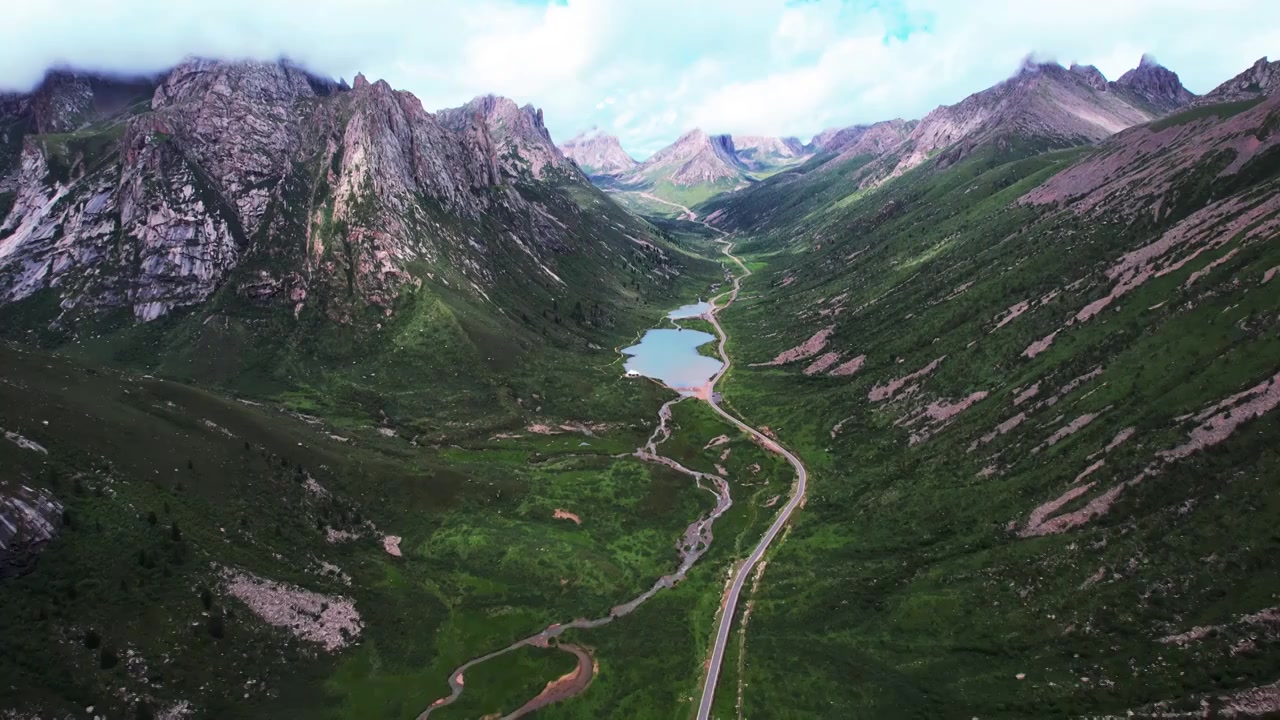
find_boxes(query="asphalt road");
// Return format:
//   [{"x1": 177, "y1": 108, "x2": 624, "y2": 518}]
[{"x1": 695, "y1": 233, "x2": 809, "y2": 720}]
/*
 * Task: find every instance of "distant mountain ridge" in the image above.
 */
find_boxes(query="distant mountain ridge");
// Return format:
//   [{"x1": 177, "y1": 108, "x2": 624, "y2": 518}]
[
  {"x1": 561, "y1": 128, "x2": 637, "y2": 176},
  {"x1": 564, "y1": 56, "x2": 1195, "y2": 212},
  {"x1": 1195, "y1": 55, "x2": 1280, "y2": 105},
  {"x1": 630, "y1": 128, "x2": 748, "y2": 186},
  {"x1": 701, "y1": 55, "x2": 1200, "y2": 235},
  {"x1": 563, "y1": 128, "x2": 817, "y2": 208},
  {"x1": 732, "y1": 135, "x2": 806, "y2": 170},
  {"x1": 877, "y1": 56, "x2": 1196, "y2": 183}
]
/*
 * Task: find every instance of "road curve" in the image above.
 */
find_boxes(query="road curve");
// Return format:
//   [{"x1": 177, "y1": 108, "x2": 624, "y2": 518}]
[{"x1": 695, "y1": 227, "x2": 809, "y2": 720}]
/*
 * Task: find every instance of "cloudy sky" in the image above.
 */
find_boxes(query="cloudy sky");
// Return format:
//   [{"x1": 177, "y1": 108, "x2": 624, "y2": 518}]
[{"x1": 3, "y1": 0, "x2": 1277, "y2": 157}]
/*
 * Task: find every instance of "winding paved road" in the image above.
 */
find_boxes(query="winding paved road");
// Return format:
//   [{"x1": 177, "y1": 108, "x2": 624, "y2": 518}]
[
  {"x1": 418, "y1": 200, "x2": 807, "y2": 719},
  {"x1": 688, "y1": 212, "x2": 810, "y2": 720}
]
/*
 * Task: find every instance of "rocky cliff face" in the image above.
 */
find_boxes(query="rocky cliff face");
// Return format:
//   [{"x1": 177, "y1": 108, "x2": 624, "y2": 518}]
[
  {"x1": 0, "y1": 482, "x2": 62, "y2": 579},
  {"x1": 17, "y1": 70, "x2": 157, "y2": 135},
  {"x1": 560, "y1": 129, "x2": 637, "y2": 176},
  {"x1": 149, "y1": 59, "x2": 317, "y2": 238},
  {"x1": 1114, "y1": 54, "x2": 1196, "y2": 111},
  {"x1": 1197, "y1": 56, "x2": 1280, "y2": 105},
  {"x1": 0, "y1": 58, "x2": 673, "y2": 327},
  {"x1": 437, "y1": 94, "x2": 580, "y2": 181}
]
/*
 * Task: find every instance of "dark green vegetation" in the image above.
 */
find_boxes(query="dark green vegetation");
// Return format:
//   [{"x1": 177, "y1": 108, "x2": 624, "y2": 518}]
[
  {"x1": 1150, "y1": 96, "x2": 1266, "y2": 131},
  {"x1": 0, "y1": 83, "x2": 789, "y2": 714},
  {"x1": 0, "y1": 305, "x2": 793, "y2": 719},
  {"x1": 0, "y1": 66, "x2": 802, "y2": 719},
  {"x1": 699, "y1": 90, "x2": 1280, "y2": 717},
  {"x1": 6, "y1": 57, "x2": 1280, "y2": 720}
]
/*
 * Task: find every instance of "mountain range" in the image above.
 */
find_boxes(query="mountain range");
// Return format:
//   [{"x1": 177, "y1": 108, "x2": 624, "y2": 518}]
[
  {"x1": 692, "y1": 56, "x2": 1280, "y2": 716},
  {"x1": 566, "y1": 55, "x2": 1201, "y2": 214},
  {"x1": 3, "y1": 45, "x2": 1280, "y2": 720}
]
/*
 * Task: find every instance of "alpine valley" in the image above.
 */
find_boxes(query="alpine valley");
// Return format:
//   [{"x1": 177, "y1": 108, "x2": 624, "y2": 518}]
[{"x1": 1, "y1": 44, "x2": 1279, "y2": 720}]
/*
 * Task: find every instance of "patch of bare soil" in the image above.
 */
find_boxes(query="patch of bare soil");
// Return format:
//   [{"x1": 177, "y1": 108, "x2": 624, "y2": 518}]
[
  {"x1": 752, "y1": 326, "x2": 834, "y2": 367},
  {"x1": 552, "y1": 509, "x2": 581, "y2": 525},
  {"x1": 1022, "y1": 331, "x2": 1058, "y2": 358},
  {"x1": 803, "y1": 351, "x2": 842, "y2": 375},
  {"x1": 1036, "y1": 412, "x2": 1100, "y2": 452},
  {"x1": 868, "y1": 356, "x2": 945, "y2": 402},
  {"x1": 504, "y1": 644, "x2": 594, "y2": 718},
  {"x1": 828, "y1": 354, "x2": 866, "y2": 376},
  {"x1": 991, "y1": 300, "x2": 1030, "y2": 331},
  {"x1": 383, "y1": 535, "x2": 402, "y2": 557},
  {"x1": 222, "y1": 569, "x2": 362, "y2": 652},
  {"x1": 900, "y1": 391, "x2": 989, "y2": 445},
  {"x1": 969, "y1": 412, "x2": 1027, "y2": 453}
]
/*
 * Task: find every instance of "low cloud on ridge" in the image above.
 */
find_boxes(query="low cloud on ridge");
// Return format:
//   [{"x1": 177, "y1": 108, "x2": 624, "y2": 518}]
[{"x1": 3, "y1": 0, "x2": 1277, "y2": 158}]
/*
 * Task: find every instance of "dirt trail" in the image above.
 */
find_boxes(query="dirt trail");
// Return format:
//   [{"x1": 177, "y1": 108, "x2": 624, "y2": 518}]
[
  {"x1": 419, "y1": 399, "x2": 733, "y2": 718},
  {"x1": 612, "y1": 190, "x2": 700, "y2": 221}
]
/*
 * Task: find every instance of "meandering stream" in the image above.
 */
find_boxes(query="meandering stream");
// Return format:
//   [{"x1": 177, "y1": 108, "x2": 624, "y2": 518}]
[
  {"x1": 419, "y1": 321, "x2": 734, "y2": 719},
  {"x1": 420, "y1": 230, "x2": 807, "y2": 719}
]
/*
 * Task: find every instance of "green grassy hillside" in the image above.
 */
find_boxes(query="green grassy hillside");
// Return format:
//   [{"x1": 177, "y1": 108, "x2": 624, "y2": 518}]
[{"x1": 704, "y1": 95, "x2": 1280, "y2": 717}]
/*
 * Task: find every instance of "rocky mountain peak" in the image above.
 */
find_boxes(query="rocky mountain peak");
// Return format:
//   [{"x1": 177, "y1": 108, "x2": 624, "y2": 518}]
[
  {"x1": 732, "y1": 135, "x2": 808, "y2": 171},
  {"x1": 1015, "y1": 55, "x2": 1064, "y2": 79},
  {"x1": 1198, "y1": 56, "x2": 1280, "y2": 105},
  {"x1": 868, "y1": 53, "x2": 1187, "y2": 185},
  {"x1": 1114, "y1": 54, "x2": 1194, "y2": 111},
  {"x1": 147, "y1": 58, "x2": 321, "y2": 237},
  {"x1": 627, "y1": 127, "x2": 746, "y2": 188},
  {"x1": 809, "y1": 126, "x2": 861, "y2": 153},
  {"x1": 4, "y1": 69, "x2": 157, "y2": 135},
  {"x1": 28, "y1": 71, "x2": 94, "y2": 133},
  {"x1": 560, "y1": 128, "x2": 637, "y2": 176},
  {"x1": 436, "y1": 94, "x2": 577, "y2": 180},
  {"x1": 152, "y1": 58, "x2": 318, "y2": 111},
  {"x1": 824, "y1": 119, "x2": 913, "y2": 163},
  {"x1": 651, "y1": 128, "x2": 734, "y2": 160},
  {"x1": 670, "y1": 127, "x2": 709, "y2": 148},
  {"x1": 1069, "y1": 63, "x2": 1108, "y2": 91}
]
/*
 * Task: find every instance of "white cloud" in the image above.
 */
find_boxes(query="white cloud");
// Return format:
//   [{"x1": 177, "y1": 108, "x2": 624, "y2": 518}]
[{"x1": 1, "y1": 0, "x2": 1276, "y2": 159}]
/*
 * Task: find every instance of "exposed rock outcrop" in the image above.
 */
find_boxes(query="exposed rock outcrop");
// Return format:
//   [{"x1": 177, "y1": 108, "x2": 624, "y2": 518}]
[
  {"x1": 437, "y1": 94, "x2": 580, "y2": 180},
  {"x1": 1197, "y1": 56, "x2": 1280, "y2": 105},
  {"x1": 1114, "y1": 54, "x2": 1196, "y2": 111},
  {"x1": 0, "y1": 483, "x2": 63, "y2": 579}
]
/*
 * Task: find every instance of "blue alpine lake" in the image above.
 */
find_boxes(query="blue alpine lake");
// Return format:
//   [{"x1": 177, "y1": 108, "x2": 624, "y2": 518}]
[
  {"x1": 667, "y1": 301, "x2": 712, "y2": 319},
  {"x1": 622, "y1": 327, "x2": 723, "y2": 393}
]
